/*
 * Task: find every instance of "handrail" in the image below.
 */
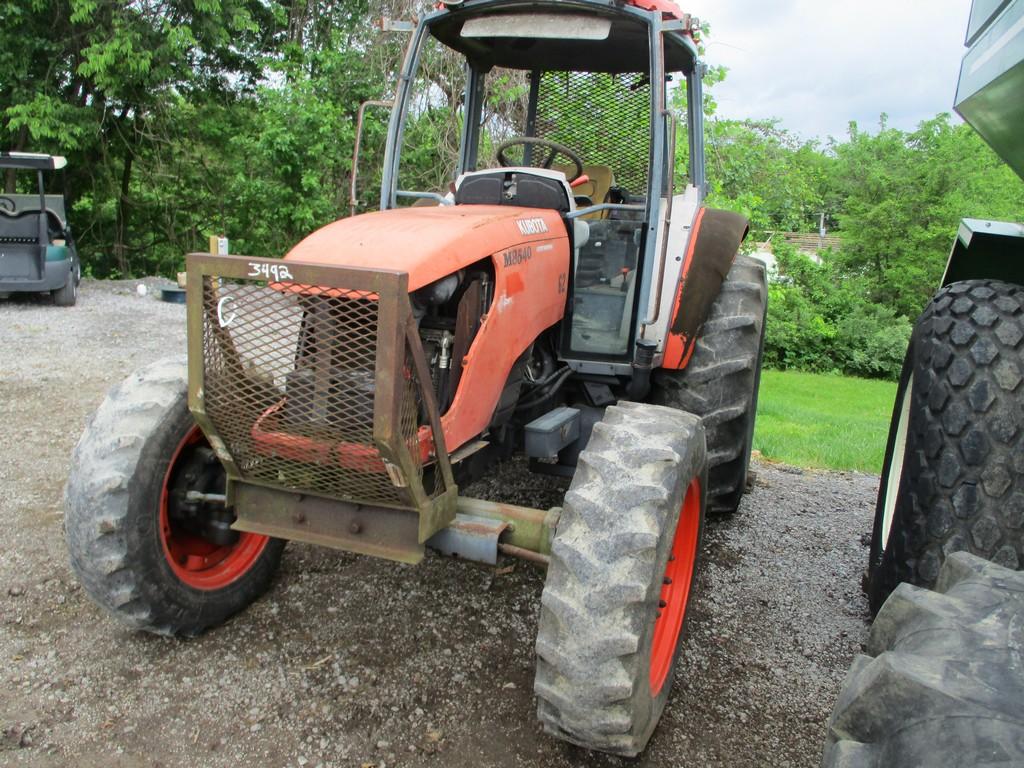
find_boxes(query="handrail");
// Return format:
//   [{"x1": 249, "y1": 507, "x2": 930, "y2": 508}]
[
  {"x1": 644, "y1": 109, "x2": 677, "y2": 328},
  {"x1": 395, "y1": 191, "x2": 454, "y2": 206},
  {"x1": 564, "y1": 203, "x2": 645, "y2": 219}
]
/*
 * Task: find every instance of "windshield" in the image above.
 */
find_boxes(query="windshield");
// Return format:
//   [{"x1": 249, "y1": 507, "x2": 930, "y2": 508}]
[
  {"x1": 387, "y1": 5, "x2": 671, "y2": 203},
  {"x1": 393, "y1": 36, "x2": 655, "y2": 202}
]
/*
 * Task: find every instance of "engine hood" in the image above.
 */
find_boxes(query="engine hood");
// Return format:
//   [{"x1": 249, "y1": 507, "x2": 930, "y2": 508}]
[{"x1": 285, "y1": 205, "x2": 567, "y2": 291}]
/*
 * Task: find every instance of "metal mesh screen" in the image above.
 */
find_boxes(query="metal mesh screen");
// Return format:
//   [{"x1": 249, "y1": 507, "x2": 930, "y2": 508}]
[
  {"x1": 534, "y1": 71, "x2": 652, "y2": 194},
  {"x1": 200, "y1": 276, "x2": 422, "y2": 507}
]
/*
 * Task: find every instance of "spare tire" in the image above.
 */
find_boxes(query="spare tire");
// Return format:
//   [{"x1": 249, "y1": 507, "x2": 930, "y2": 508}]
[{"x1": 824, "y1": 551, "x2": 1024, "y2": 767}]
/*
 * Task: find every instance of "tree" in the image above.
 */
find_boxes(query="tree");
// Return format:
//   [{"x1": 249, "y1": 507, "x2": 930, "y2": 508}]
[
  {"x1": 702, "y1": 118, "x2": 829, "y2": 234},
  {"x1": 764, "y1": 244, "x2": 912, "y2": 380},
  {"x1": 1, "y1": 0, "x2": 284, "y2": 275},
  {"x1": 830, "y1": 114, "x2": 1024, "y2": 318}
]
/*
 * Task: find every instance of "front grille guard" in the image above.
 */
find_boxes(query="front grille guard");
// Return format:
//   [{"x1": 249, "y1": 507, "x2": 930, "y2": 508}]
[{"x1": 185, "y1": 253, "x2": 457, "y2": 543}]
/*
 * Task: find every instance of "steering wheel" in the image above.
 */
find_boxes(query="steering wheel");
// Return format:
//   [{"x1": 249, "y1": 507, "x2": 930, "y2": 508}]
[
  {"x1": 495, "y1": 137, "x2": 584, "y2": 183},
  {"x1": 0, "y1": 196, "x2": 15, "y2": 214}
]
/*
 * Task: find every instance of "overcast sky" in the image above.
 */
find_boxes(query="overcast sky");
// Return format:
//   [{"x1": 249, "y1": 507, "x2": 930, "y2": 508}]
[{"x1": 682, "y1": 0, "x2": 970, "y2": 142}]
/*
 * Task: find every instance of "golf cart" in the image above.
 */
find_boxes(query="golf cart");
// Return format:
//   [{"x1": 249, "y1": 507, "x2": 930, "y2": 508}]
[{"x1": 0, "y1": 152, "x2": 80, "y2": 306}]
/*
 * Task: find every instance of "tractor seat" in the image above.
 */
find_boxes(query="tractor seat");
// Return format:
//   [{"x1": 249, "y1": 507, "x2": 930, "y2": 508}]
[{"x1": 554, "y1": 164, "x2": 615, "y2": 219}]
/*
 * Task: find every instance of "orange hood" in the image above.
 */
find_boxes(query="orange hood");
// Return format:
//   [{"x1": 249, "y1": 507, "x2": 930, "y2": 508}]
[{"x1": 285, "y1": 205, "x2": 568, "y2": 290}]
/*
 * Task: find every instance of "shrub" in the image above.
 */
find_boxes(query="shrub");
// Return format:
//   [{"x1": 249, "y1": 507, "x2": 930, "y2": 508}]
[{"x1": 763, "y1": 244, "x2": 911, "y2": 380}]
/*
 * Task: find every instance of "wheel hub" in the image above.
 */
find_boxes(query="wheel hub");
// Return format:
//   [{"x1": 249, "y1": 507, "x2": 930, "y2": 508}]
[{"x1": 159, "y1": 426, "x2": 270, "y2": 590}]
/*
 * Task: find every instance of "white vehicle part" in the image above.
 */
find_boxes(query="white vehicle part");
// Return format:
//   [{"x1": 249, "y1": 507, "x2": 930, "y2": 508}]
[{"x1": 643, "y1": 185, "x2": 702, "y2": 360}]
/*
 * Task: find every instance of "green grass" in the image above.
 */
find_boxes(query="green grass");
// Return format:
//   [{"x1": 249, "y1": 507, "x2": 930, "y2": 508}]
[{"x1": 753, "y1": 369, "x2": 897, "y2": 473}]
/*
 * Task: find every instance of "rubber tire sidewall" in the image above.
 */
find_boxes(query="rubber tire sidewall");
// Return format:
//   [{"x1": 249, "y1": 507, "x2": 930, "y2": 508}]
[
  {"x1": 866, "y1": 343, "x2": 916, "y2": 615},
  {"x1": 731, "y1": 282, "x2": 768, "y2": 506},
  {"x1": 638, "y1": 471, "x2": 706, "y2": 740},
  {"x1": 534, "y1": 404, "x2": 707, "y2": 756},
  {"x1": 826, "y1": 553, "x2": 1024, "y2": 767},
  {"x1": 866, "y1": 280, "x2": 1024, "y2": 616},
  {"x1": 52, "y1": 262, "x2": 77, "y2": 306},
  {"x1": 650, "y1": 254, "x2": 767, "y2": 515}
]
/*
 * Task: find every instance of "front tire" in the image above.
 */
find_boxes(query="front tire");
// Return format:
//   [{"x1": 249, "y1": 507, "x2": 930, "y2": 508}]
[
  {"x1": 65, "y1": 357, "x2": 285, "y2": 635},
  {"x1": 534, "y1": 402, "x2": 707, "y2": 756},
  {"x1": 866, "y1": 280, "x2": 1024, "y2": 614}
]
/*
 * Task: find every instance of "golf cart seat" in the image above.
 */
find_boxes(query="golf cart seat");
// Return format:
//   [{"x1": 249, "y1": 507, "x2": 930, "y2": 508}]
[
  {"x1": 0, "y1": 152, "x2": 79, "y2": 304},
  {"x1": 0, "y1": 208, "x2": 66, "y2": 243}
]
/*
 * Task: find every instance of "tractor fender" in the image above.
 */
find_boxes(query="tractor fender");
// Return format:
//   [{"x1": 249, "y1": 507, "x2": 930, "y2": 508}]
[
  {"x1": 661, "y1": 207, "x2": 750, "y2": 369},
  {"x1": 941, "y1": 217, "x2": 1024, "y2": 287}
]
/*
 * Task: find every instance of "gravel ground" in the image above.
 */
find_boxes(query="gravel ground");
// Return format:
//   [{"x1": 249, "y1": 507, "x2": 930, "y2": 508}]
[{"x1": 0, "y1": 280, "x2": 877, "y2": 768}]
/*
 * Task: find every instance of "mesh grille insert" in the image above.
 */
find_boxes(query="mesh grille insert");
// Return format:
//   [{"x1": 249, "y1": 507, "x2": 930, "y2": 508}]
[
  {"x1": 200, "y1": 276, "x2": 423, "y2": 507},
  {"x1": 534, "y1": 70, "x2": 652, "y2": 194}
]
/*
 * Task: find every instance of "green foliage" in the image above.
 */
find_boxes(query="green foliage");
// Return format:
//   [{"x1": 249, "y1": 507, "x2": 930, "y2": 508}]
[
  {"x1": 690, "y1": 110, "x2": 1021, "y2": 380},
  {"x1": 702, "y1": 119, "x2": 828, "y2": 233},
  {"x1": 830, "y1": 114, "x2": 1024, "y2": 318},
  {"x1": 764, "y1": 243, "x2": 911, "y2": 380},
  {"x1": 0, "y1": 0, "x2": 386, "y2": 276},
  {"x1": 754, "y1": 369, "x2": 896, "y2": 472},
  {"x1": 0, "y1": 2, "x2": 1019, "y2": 389}
]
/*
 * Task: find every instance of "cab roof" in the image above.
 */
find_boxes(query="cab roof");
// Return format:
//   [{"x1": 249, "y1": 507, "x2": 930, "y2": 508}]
[{"x1": 429, "y1": 0, "x2": 698, "y2": 74}]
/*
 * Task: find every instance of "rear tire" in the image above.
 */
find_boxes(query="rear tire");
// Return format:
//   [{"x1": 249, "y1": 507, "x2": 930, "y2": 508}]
[
  {"x1": 824, "y1": 552, "x2": 1024, "y2": 768},
  {"x1": 65, "y1": 357, "x2": 285, "y2": 636},
  {"x1": 52, "y1": 266, "x2": 77, "y2": 307},
  {"x1": 534, "y1": 402, "x2": 707, "y2": 756},
  {"x1": 866, "y1": 280, "x2": 1024, "y2": 614},
  {"x1": 651, "y1": 254, "x2": 767, "y2": 514}
]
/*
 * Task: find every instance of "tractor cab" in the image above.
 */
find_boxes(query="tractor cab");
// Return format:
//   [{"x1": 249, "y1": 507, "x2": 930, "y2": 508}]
[{"x1": 379, "y1": 0, "x2": 706, "y2": 368}]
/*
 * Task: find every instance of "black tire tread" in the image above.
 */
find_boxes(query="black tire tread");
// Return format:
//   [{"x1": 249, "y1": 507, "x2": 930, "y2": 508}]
[
  {"x1": 824, "y1": 552, "x2": 1024, "y2": 768},
  {"x1": 651, "y1": 254, "x2": 767, "y2": 514},
  {"x1": 534, "y1": 401, "x2": 706, "y2": 756},
  {"x1": 869, "y1": 280, "x2": 1024, "y2": 612}
]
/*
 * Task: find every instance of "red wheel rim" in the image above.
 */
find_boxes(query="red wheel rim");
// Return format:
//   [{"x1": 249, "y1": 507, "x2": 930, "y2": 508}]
[
  {"x1": 159, "y1": 426, "x2": 270, "y2": 591},
  {"x1": 649, "y1": 478, "x2": 701, "y2": 696}
]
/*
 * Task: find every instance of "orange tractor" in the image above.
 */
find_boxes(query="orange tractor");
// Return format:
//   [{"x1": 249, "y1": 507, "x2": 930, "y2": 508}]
[{"x1": 65, "y1": 0, "x2": 766, "y2": 755}]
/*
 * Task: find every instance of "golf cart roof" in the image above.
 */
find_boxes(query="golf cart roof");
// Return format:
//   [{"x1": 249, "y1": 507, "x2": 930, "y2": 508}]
[
  {"x1": 0, "y1": 152, "x2": 67, "y2": 171},
  {"x1": 430, "y1": 0, "x2": 698, "y2": 74}
]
